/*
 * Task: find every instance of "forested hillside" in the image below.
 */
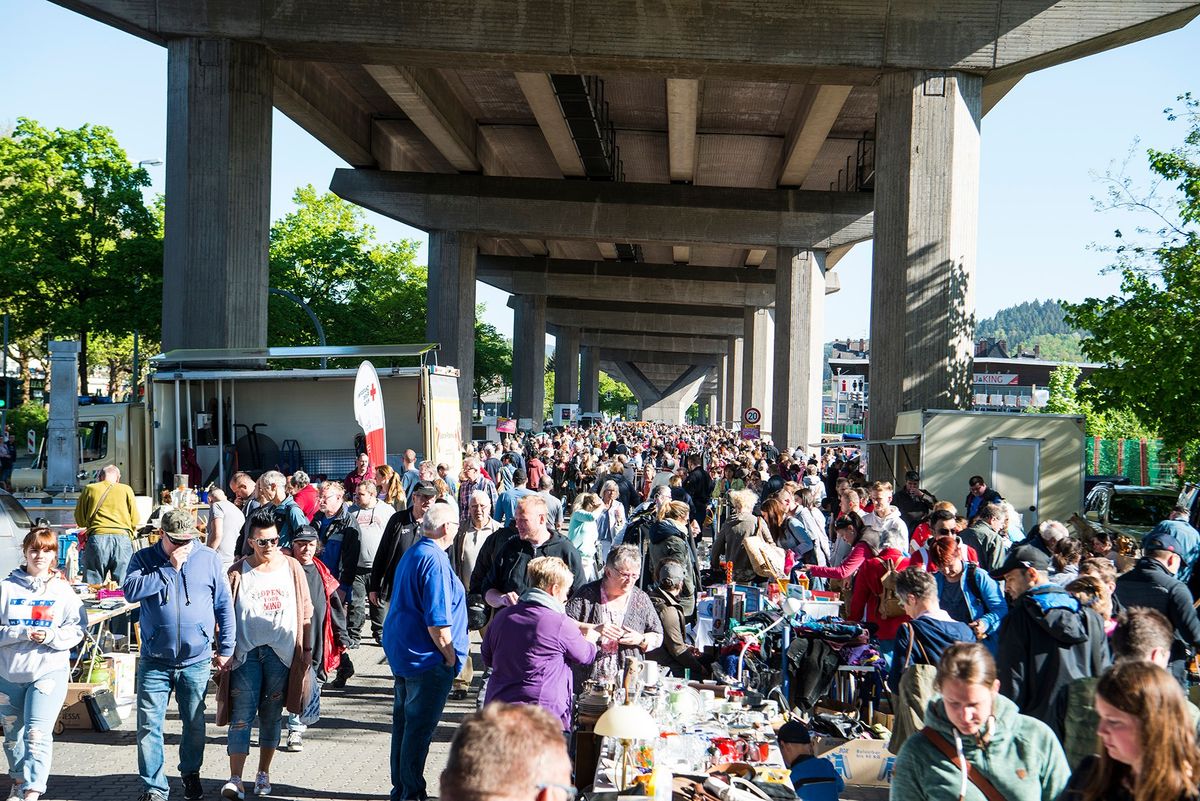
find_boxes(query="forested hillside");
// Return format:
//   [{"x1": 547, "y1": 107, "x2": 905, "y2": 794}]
[{"x1": 975, "y1": 299, "x2": 1088, "y2": 361}]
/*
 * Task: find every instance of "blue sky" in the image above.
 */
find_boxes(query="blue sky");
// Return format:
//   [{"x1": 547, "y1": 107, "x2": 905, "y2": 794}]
[{"x1": 2, "y1": 1, "x2": 1196, "y2": 343}]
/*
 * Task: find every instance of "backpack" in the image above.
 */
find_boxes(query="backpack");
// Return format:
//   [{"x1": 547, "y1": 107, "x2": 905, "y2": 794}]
[{"x1": 877, "y1": 558, "x2": 907, "y2": 619}]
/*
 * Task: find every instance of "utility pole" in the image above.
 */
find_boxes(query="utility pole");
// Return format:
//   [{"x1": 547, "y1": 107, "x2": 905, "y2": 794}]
[{"x1": 1, "y1": 314, "x2": 8, "y2": 437}]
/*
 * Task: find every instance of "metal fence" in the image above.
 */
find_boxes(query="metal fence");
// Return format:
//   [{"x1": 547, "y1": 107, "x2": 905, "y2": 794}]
[{"x1": 1086, "y1": 437, "x2": 1180, "y2": 487}]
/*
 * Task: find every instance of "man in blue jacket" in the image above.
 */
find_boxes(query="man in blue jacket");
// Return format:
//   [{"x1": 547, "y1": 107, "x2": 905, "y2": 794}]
[{"x1": 123, "y1": 509, "x2": 236, "y2": 801}]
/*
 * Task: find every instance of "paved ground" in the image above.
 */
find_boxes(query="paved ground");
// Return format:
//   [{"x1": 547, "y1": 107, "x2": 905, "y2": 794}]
[{"x1": 15, "y1": 645, "x2": 887, "y2": 801}]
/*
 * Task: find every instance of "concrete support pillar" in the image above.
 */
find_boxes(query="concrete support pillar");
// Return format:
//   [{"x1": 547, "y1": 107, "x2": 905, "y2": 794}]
[
  {"x1": 426, "y1": 230, "x2": 478, "y2": 437},
  {"x1": 741, "y1": 308, "x2": 774, "y2": 436},
  {"x1": 716, "y1": 354, "x2": 727, "y2": 425},
  {"x1": 580, "y1": 346, "x2": 600, "y2": 414},
  {"x1": 869, "y1": 70, "x2": 981, "y2": 479},
  {"x1": 637, "y1": 366, "x2": 710, "y2": 425},
  {"x1": 46, "y1": 341, "x2": 81, "y2": 491},
  {"x1": 162, "y1": 38, "x2": 273, "y2": 352},
  {"x1": 512, "y1": 295, "x2": 547, "y2": 431},
  {"x1": 708, "y1": 394, "x2": 720, "y2": 426},
  {"x1": 725, "y1": 337, "x2": 743, "y2": 428},
  {"x1": 553, "y1": 327, "x2": 581, "y2": 406},
  {"x1": 773, "y1": 249, "x2": 826, "y2": 452}
]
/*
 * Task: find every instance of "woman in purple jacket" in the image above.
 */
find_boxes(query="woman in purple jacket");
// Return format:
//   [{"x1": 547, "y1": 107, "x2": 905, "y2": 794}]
[{"x1": 482, "y1": 556, "x2": 598, "y2": 729}]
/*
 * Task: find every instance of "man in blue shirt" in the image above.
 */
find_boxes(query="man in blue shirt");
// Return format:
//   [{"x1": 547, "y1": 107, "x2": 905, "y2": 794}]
[
  {"x1": 382, "y1": 502, "x2": 467, "y2": 801},
  {"x1": 493, "y1": 468, "x2": 535, "y2": 526},
  {"x1": 776, "y1": 720, "x2": 843, "y2": 800},
  {"x1": 1147, "y1": 505, "x2": 1200, "y2": 584}
]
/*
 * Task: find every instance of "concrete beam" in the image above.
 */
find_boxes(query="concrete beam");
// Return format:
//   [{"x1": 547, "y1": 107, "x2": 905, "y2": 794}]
[
  {"x1": 274, "y1": 61, "x2": 375, "y2": 167},
  {"x1": 642, "y1": 365, "x2": 711, "y2": 425},
  {"x1": 667, "y1": 78, "x2": 699, "y2": 183},
  {"x1": 477, "y1": 255, "x2": 776, "y2": 306},
  {"x1": 778, "y1": 85, "x2": 853, "y2": 187},
  {"x1": 543, "y1": 296, "x2": 743, "y2": 320},
  {"x1": 597, "y1": 349, "x2": 721, "y2": 368},
  {"x1": 330, "y1": 170, "x2": 875, "y2": 250},
  {"x1": 576, "y1": 332, "x2": 728, "y2": 356},
  {"x1": 543, "y1": 307, "x2": 741, "y2": 338},
  {"x1": 515, "y1": 72, "x2": 585, "y2": 178},
  {"x1": 363, "y1": 64, "x2": 480, "y2": 172},
  {"x1": 58, "y1": 1, "x2": 1200, "y2": 84},
  {"x1": 614, "y1": 362, "x2": 664, "y2": 406},
  {"x1": 672, "y1": 246, "x2": 691, "y2": 264}
]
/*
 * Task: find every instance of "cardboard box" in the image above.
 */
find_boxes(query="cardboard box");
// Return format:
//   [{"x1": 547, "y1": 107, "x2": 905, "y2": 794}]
[
  {"x1": 813, "y1": 736, "x2": 895, "y2": 787},
  {"x1": 58, "y1": 682, "x2": 105, "y2": 730}
]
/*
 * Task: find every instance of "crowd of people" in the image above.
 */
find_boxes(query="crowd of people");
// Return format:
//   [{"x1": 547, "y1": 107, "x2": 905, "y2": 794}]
[{"x1": 4, "y1": 420, "x2": 1200, "y2": 801}]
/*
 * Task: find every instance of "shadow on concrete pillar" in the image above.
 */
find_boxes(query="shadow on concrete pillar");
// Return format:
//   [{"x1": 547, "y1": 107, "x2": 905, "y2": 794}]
[
  {"x1": 773, "y1": 249, "x2": 826, "y2": 452},
  {"x1": 163, "y1": 38, "x2": 273, "y2": 353},
  {"x1": 741, "y1": 308, "x2": 774, "y2": 435},
  {"x1": 427, "y1": 230, "x2": 478, "y2": 437},
  {"x1": 511, "y1": 295, "x2": 547, "y2": 431},
  {"x1": 869, "y1": 70, "x2": 981, "y2": 479}
]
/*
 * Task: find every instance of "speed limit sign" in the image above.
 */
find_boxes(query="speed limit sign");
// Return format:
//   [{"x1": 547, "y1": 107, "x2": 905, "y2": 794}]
[{"x1": 743, "y1": 407, "x2": 761, "y2": 425}]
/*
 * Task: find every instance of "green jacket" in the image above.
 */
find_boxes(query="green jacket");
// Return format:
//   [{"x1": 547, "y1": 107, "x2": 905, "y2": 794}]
[
  {"x1": 74, "y1": 479, "x2": 138, "y2": 535},
  {"x1": 890, "y1": 694, "x2": 1069, "y2": 801}
]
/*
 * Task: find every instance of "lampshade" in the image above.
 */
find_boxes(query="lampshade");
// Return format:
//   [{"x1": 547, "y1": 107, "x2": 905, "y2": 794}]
[{"x1": 594, "y1": 702, "x2": 659, "y2": 739}]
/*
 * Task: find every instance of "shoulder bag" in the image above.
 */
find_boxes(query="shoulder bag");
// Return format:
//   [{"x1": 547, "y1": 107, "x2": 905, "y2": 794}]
[
  {"x1": 920, "y1": 726, "x2": 1008, "y2": 801},
  {"x1": 743, "y1": 518, "x2": 786, "y2": 579}
]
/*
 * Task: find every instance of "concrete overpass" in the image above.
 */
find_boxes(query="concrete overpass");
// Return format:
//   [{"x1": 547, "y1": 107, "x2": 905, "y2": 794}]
[{"x1": 54, "y1": 0, "x2": 1200, "y2": 460}]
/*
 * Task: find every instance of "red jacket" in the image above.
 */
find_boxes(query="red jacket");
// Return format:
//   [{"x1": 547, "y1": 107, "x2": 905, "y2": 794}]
[
  {"x1": 294, "y1": 484, "x2": 319, "y2": 521},
  {"x1": 848, "y1": 548, "x2": 911, "y2": 641},
  {"x1": 312, "y1": 558, "x2": 346, "y2": 676}
]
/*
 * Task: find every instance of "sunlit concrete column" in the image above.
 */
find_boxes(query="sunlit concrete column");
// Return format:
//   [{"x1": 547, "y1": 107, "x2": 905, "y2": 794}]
[
  {"x1": 716, "y1": 353, "x2": 727, "y2": 425},
  {"x1": 511, "y1": 295, "x2": 547, "y2": 431},
  {"x1": 553, "y1": 327, "x2": 581, "y2": 407},
  {"x1": 47, "y1": 341, "x2": 81, "y2": 490},
  {"x1": 725, "y1": 337, "x2": 743, "y2": 427},
  {"x1": 708, "y1": 394, "x2": 720, "y2": 426},
  {"x1": 427, "y1": 230, "x2": 478, "y2": 436},
  {"x1": 773, "y1": 249, "x2": 826, "y2": 452},
  {"x1": 741, "y1": 308, "x2": 774, "y2": 436},
  {"x1": 163, "y1": 38, "x2": 273, "y2": 352},
  {"x1": 869, "y1": 70, "x2": 981, "y2": 479},
  {"x1": 580, "y1": 346, "x2": 600, "y2": 414}
]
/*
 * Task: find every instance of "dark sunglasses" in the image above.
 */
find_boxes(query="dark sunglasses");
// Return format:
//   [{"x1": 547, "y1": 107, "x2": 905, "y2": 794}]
[{"x1": 252, "y1": 537, "x2": 280, "y2": 547}]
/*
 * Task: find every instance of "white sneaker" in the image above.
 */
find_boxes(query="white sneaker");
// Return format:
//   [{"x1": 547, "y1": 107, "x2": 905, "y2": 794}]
[
  {"x1": 254, "y1": 772, "x2": 271, "y2": 796},
  {"x1": 221, "y1": 778, "x2": 244, "y2": 800},
  {"x1": 7, "y1": 785, "x2": 23, "y2": 801},
  {"x1": 286, "y1": 729, "x2": 303, "y2": 752}
]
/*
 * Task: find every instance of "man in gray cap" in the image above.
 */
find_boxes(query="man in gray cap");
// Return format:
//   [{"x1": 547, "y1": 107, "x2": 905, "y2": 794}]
[
  {"x1": 775, "y1": 720, "x2": 844, "y2": 800},
  {"x1": 123, "y1": 508, "x2": 236, "y2": 801},
  {"x1": 369, "y1": 480, "x2": 441, "y2": 634}
]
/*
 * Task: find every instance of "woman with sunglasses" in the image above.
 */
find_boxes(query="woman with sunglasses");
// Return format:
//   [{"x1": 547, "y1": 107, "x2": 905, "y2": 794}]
[
  {"x1": 217, "y1": 508, "x2": 314, "y2": 800},
  {"x1": 0, "y1": 528, "x2": 84, "y2": 801}
]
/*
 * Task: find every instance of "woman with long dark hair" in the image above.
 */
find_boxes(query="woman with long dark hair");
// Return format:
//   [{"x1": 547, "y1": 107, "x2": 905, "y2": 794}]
[{"x1": 1062, "y1": 660, "x2": 1200, "y2": 801}]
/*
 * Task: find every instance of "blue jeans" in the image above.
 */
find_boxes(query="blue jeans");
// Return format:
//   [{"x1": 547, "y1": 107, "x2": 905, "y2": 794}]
[
  {"x1": 82, "y1": 533, "x2": 133, "y2": 585},
  {"x1": 136, "y1": 658, "x2": 210, "y2": 795},
  {"x1": 228, "y1": 646, "x2": 289, "y2": 755},
  {"x1": 0, "y1": 669, "x2": 70, "y2": 794},
  {"x1": 390, "y1": 663, "x2": 455, "y2": 801}
]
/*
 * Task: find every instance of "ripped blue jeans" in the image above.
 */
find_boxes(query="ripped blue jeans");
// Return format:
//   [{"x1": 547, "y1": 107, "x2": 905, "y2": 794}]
[
  {"x1": 0, "y1": 669, "x2": 70, "y2": 794},
  {"x1": 227, "y1": 646, "x2": 290, "y2": 755}
]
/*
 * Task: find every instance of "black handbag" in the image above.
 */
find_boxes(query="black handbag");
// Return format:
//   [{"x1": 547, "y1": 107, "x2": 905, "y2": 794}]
[{"x1": 84, "y1": 688, "x2": 123, "y2": 732}]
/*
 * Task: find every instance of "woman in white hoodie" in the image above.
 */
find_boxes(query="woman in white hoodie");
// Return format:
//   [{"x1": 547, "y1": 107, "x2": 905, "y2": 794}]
[{"x1": 0, "y1": 528, "x2": 85, "y2": 801}]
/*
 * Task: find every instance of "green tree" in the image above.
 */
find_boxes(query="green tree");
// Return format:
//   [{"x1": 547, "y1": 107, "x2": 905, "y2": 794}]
[
  {"x1": 1063, "y1": 94, "x2": 1200, "y2": 459},
  {"x1": 1027, "y1": 364, "x2": 1154, "y2": 440},
  {"x1": 598, "y1": 371, "x2": 636, "y2": 417},
  {"x1": 473, "y1": 318, "x2": 512, "y2": 416},
  {"x1": 268, "y1": 186, "x2": 426, "y2": 353},
  {"x1": 0, "y1": 118, "x2": 162, "y2": 390}
]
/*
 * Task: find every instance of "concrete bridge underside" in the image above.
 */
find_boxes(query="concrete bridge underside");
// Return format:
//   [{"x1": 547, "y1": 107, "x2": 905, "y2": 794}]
[{"x1": 55, "y1": 0, "x2": 1200, "y2": 461}]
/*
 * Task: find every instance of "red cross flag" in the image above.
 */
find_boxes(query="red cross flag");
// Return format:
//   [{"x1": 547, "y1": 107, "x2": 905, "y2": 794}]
[{"x1": 354, "y1": 361, "x2": 387, "y2": 471}]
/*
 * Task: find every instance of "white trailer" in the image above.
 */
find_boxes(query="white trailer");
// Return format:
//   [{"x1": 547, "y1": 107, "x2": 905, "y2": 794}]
[{"x1": 816, "y1": 409, "x2": 1086, "y2": 529}]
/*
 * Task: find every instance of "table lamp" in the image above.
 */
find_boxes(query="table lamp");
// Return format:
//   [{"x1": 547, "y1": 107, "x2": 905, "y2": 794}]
[
  {"x1": 736, "y1": 595, "x2": 803, "y2": 684},
  {"x1": 594, "y1": 700, "x2": 659, "y2": 790}
]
